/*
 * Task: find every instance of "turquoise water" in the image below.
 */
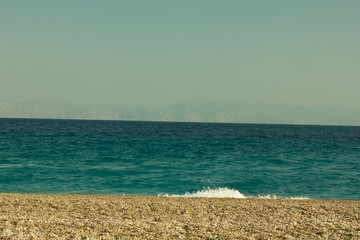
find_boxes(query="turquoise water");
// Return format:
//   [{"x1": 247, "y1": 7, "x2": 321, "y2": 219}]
[{"x1": 0, "y1": 118, "x2": 359, "y2": 200}]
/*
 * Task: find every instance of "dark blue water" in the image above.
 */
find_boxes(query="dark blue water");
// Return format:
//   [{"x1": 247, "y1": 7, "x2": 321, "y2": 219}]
[{"x1": 0, "y1": 118, "x2": 359, "y2": 200}]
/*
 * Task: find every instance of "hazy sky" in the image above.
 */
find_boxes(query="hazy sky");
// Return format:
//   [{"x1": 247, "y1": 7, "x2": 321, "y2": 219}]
[{"x1": 1, "y1": 1, "x2": 359, "y2": 110}]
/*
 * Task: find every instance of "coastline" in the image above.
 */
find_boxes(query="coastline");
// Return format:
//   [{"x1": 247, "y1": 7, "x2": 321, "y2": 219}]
[{"x1": 1, "y1": 193, "x2": 359, "y2": 239}]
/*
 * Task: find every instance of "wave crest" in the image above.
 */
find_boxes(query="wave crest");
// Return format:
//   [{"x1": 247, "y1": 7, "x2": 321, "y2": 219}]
[
  {"x1": 161, "y1": 187, "x2": 246, "y2": 198},
  {"x1": 160, "y1": 187, "x2": 310, "y2": 199}
]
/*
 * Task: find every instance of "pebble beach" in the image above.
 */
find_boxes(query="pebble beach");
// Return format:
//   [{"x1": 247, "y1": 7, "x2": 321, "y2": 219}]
[{"x1": 0, "y1": 193, "x2": 359, "y2": 239}]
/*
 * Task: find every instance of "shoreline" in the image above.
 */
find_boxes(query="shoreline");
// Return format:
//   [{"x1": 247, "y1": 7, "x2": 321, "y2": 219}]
[{"x1": 1, "y1": 193, "x2": 359, "y2": 239}]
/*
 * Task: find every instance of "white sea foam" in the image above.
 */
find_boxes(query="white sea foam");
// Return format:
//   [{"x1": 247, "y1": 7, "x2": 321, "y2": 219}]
[
  {"x1": 160, "y1": 187, "x2": 310, "y2": 199},
  {"x1": 161, "y1": 187, "x2": 246, "y2": 198},
  {"x1": 255, "y1": 194, "x2": 310, "y2": 200}
]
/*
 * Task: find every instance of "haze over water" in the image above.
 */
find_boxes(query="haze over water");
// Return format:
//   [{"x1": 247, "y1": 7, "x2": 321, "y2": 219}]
[{"x1": 1, "y1": 1, "x2": 360, "y2": 114}]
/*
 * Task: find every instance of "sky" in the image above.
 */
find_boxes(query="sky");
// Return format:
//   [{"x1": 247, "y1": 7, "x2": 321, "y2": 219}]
[{"x1": 1, "y1": 1, "x2": 360, "y2": 110}]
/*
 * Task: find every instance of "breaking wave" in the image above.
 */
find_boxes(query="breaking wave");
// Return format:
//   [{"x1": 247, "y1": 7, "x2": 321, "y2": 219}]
[{"x1": 160, "y1": 187, "x2": 310, "y2": 199}]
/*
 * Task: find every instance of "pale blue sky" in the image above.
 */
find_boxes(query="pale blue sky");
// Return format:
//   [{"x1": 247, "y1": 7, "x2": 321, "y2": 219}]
[{"x1": 1, "y1": 1, "x2": 359, "y2": 110}]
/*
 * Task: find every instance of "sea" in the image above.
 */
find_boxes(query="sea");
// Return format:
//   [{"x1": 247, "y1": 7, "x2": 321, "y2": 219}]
[{"x1": 0, "y1": 118, "x2": 359, "y2": 201}]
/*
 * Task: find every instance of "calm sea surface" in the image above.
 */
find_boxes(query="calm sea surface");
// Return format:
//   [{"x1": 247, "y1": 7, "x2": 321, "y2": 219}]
[{"x1": 0, "y1": 118, "x2": 359, "y2": 200}]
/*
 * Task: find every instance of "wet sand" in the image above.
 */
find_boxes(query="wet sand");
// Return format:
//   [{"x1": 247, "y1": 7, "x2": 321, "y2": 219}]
[{"x1": 0, "y1": 193, "x2": 359, "y2": 239}]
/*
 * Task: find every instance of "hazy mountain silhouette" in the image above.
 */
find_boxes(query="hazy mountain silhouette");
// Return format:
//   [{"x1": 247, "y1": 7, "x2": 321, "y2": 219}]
[{"x1": 1, "y1": 99, "x2": 359, "y2": 125}]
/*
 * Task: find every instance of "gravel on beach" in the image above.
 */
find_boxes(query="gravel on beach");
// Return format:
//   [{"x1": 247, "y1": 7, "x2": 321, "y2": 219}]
[{"x1": 0, "y1": 193, "x2": 359, "y2": 239}]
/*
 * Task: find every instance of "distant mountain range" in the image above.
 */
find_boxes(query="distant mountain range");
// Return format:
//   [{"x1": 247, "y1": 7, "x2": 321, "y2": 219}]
[{"x1": 1, "y1": 99, "x2": 360, "y2": 125}]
